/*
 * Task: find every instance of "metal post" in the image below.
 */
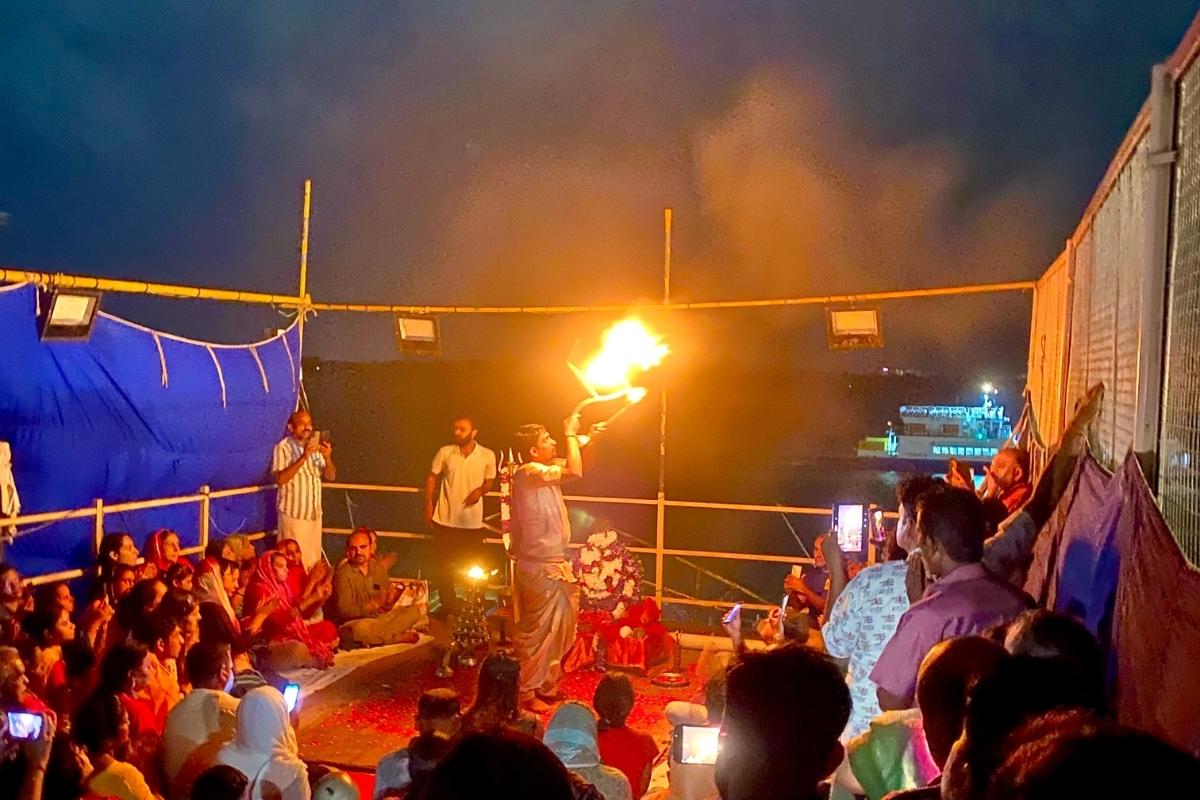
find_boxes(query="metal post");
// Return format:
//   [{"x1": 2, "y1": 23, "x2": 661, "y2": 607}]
[
  {"x1": 1135, "y1": 64, "x2": 1177, "y2": 485},
  {"x1": 93, "y1": 499, "x2": 105, "y2": 557},
  {"x1": 199, "y1": 484, "x2": 211, "y2": 554},
  {"x1": 656, "y1": 209, "x2": 672, "y2": 606}
]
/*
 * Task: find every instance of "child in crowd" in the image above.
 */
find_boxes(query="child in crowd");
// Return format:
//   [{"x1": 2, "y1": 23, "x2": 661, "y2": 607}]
[
  {"x1": 594, "y1": 673, "x2": 659, "y2": 798},
  {"x1": 374, "y1": 688, "x2": 462, "y2": 800}
]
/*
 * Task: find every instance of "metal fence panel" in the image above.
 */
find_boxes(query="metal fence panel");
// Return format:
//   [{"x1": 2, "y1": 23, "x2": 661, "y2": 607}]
[
  {"x1": 1098, "y1": 139, "x2": 1149, "y2": 463},
  {"x1": 1060, "y1": 136, "x2": 1149, "y2": 471},
  {"x1": 1159, "y1": 59, "x2": 1200, "y2": 566}
]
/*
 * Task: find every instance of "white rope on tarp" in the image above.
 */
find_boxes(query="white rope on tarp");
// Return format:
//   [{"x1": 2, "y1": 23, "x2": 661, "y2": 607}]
[
  {"x1": 281, "y1": 334, "x2": 297, "y2": 393},
  {"x1": 248, "y1": 345, "x2": 270, "y2": 394},
  {"x1": 206, "y1": 346, "x2": 228, "y2": 408},
  {"x1": 151, "y1": 332, "x2": 169, "y2": 388}
]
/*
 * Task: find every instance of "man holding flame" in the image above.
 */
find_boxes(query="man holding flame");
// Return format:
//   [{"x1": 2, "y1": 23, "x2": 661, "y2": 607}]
[{"x1": 510, "y1": 413, "x2": 604, "y2": 713}]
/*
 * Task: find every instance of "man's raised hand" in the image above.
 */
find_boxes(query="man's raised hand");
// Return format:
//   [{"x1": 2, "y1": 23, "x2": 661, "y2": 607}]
[{"x1": 563, "y1": 413, "x2": 583, "y2": 437}]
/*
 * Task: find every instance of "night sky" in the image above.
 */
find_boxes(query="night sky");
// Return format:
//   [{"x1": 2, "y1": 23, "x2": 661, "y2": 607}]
[{"x1": 3, "y1": 2, "x2": 1196, "y2": 374}]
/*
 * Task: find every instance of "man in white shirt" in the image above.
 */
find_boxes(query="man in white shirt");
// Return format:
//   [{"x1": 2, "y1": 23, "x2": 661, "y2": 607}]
[
  {"x1": 424, "y1": 416, "x2": 497, "y2": 617},
  {"x1": 510, "y1": 414, "x2": 602, "y2": 712},
  {"x1": 272, "y1": 410, "x2": 335, "y2": 570},
  {"x1": 164, "y1": 641, "x2": 239, "y2": 800}
]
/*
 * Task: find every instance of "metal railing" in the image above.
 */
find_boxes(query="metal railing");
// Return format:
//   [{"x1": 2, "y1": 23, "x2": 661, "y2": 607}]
[{"x1": 3, "y1": 480, "x2": 895, "y2": 607}]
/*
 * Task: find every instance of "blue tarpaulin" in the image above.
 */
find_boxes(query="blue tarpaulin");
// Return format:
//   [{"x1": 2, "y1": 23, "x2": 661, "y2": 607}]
[
  {"x1": 1022, "y1": 451, "x2": 1200, "y2": 753},
  {"x1": 0, "y1": 283, "x2": 299, "y2": 576}
]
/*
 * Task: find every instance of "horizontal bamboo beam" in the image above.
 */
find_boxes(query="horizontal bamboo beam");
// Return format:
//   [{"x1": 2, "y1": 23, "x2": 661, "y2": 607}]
[
  {"x1": 323, "y1": 482, "x2": 421, "y2": 494},
  {"x1": 662, "y1": 597, "x2": 776, "y2": 612},
  {"x1": 0, "y1": 267, "x2": 306, "y2": 307},
  {"x1": 310, "y1": 280, "x2": 1035, "y2": 315},
  {"x1": 2, "y1": 266, "x2": 1032, "y2": 313},
  {"x1": 324, "y1": 527, "x2": 431, "y2": 540}
]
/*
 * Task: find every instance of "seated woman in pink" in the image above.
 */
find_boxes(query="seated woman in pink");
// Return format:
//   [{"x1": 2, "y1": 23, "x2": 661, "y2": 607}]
[{"x1": 244, "y1": 550, "x2": 338, "y2": 666}]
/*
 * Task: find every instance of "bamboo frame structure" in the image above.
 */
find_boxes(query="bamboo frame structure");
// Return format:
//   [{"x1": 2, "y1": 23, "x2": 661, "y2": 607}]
[
  {"x1": 0, "y1": 191, "x2": 1028, "y2": 610},
  {"x1": 0, "y1": 265, "x2": 1033, "y2": 314}
]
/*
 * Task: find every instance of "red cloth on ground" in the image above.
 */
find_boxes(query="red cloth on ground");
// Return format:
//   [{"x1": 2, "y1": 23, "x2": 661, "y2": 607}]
[{"x1": 598, "y1": 724, "x2": 659, "y2": 797}]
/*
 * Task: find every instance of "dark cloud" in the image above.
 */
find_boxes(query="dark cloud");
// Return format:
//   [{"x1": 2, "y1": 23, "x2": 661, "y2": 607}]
[{"x1": 1, "y1": 1, "x2": 1195, "y2": 373}]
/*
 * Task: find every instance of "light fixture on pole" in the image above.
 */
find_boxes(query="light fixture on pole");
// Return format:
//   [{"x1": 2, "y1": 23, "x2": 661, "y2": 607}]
[
  {"x1": 825, "y1": 307, "x2": 883, "y2": 350},
  {"x1": 395, "y1": 315, "x2": 440, "y2": 355},
  {"x1": 39, "y1": 290, "x2": 102, "y2": 341}
]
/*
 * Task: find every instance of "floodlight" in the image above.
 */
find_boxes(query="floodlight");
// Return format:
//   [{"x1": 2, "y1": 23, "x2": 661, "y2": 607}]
[
  {"x1": 395, "y1": 315, "x2": 440, "y2": 355},
  {"x1": 39, "y1": 290, "x2": 101, "y2": 341},
  {"x1": 826, "y1": 307, "x2": 883, "y2": 350}
]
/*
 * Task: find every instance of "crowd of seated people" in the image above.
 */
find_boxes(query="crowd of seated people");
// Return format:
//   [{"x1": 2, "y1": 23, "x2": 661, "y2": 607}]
[
  {"x1": 4, "y1": 382, "x2": 1200, "y2": 800},
  {"x1": 0, "y1": 523, "x2": 424, "y2": 800}
]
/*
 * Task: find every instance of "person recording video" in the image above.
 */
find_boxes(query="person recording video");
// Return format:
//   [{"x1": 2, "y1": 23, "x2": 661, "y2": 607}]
[{"x1": 272, "y1": 410, "x2": 336, "y2": 570}]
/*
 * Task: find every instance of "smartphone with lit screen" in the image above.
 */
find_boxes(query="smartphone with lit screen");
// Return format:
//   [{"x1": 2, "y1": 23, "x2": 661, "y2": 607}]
[
  {"x1": 832, "y1": 503, "x2": 868, "y2": 556},
  {"x1": 6, "y1": 711, "x2": 42, "y2": 740},
  {"x1": 672, "y1": 724, "x2": 720, "y2": 765},
  {"x1": 282, "y1": 682, "x2": 301, "y2": 712}
]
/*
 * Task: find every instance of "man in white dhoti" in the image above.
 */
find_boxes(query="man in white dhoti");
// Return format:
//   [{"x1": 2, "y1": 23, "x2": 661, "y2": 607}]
[
  {"x1": 510, "y1": 413, "x2": 602, "y2": 713},
  {"x1": 272, "y1": 410, "x2": 336, "y2": 570}
]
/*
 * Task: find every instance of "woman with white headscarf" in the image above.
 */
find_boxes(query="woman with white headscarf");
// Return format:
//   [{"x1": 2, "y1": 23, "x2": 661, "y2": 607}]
[
  {"x1": 544, "y1": 702, "x2": 632, "y2": 800},
  {"x1": 216, "y1": 685, "x2": 311, "y2": 800}
]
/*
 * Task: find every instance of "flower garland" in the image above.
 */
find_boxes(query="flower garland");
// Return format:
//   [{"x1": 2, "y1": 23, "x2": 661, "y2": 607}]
[{"x1": 572, "y1": 528, "x2": 643, "y2": 618}]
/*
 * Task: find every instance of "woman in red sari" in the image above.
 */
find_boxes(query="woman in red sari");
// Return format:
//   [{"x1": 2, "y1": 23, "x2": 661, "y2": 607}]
[
  {"x1": 279, "y1": 538, "x2": 333, "y2": 619},
  {"x1": 143, "y1": 528, "x2": 190, "y2": 575},
  {"x1": 244, "y1": 550, "x2": 338, "y2": 665}
]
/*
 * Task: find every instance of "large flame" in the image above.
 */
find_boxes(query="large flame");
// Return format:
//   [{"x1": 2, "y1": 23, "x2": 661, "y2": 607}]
[{"x1": 582, "y1": 318, "x2": 669, "y2": 391}]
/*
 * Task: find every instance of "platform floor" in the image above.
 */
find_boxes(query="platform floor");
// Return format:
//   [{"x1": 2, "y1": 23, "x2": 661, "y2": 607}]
[{"x1": 297, "y1": 620, "x2": 703, "y2": 771}]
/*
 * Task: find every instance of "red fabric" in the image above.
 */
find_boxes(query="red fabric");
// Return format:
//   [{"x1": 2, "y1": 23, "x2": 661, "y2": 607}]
[
  {"x1": 19, "y1": 691, "x2": 49, "y2": 713},
  {"x1": 999, "y1": 482, "x2": 1033, "y2": 515},
  {"x1": 244, "y1": 550, "x2": 335, "y2": 664},
  {"x1": 598, "y1": 725, "x2": 658, "y2": 797},
  {"x1": 565, "y1": 600, "x2": 675, "y2": 673},
  {"x1": 143, "y1": 529, "x2": 190, "y2": 574},
  {"x1": 286, "y1": 564, "x2": 307, "y2": 599},
  {"x1": 1111, "y1": 453, "x2": 1200, "y2": 754},
  {"x1": 1019, "y1": 452, "x2": 1200, "y2": 753},
  {"x1": 120, "y1": 691, "x2": 161, "y2": 736}
]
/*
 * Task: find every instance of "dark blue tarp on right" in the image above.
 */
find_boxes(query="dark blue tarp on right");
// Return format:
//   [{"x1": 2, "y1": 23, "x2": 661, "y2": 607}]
[
  {"x1": 1024, "y1": 451, "x2": 1200, "y2": 754},
  {"x1": 0, "y1": 283, "x2": 299, "y2": 576}
]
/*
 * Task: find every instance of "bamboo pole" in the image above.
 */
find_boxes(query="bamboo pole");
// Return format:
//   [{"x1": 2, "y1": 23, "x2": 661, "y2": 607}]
[
  {"x1": 199, "y1": 485, "x2": 211, "y2": 555},
  {"x1": 655, "y1": 208, "x2": 671, "y2": 606},
  {"x1": 93, "y1": 499, "x2": 104, "y2": 557},
  {"x1": 296, "y1": 180, "x2": 313, "y2": 410},
  {"x1": 307, "y1": 280, "x2": 1036, "y2": 315},
  {"x1": 299, "y1": 180, "x2": 312, "y2": 302},
  {"x1": 0, "y1": 264, "x2": 1033, "y2": 315},
  {"x1": 0, "y1": 267, "x2": 305, "y2": 307}
]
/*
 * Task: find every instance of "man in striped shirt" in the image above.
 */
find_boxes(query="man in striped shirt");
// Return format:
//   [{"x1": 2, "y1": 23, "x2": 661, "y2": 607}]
[{"x1": 272, "y1": 410, "x2": 336, "y2": 570}]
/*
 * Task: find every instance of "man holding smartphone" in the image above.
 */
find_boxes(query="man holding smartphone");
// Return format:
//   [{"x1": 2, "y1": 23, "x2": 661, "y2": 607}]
[{"x1": 272, "y1": 410, "x2": 335, "y2": 570}]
